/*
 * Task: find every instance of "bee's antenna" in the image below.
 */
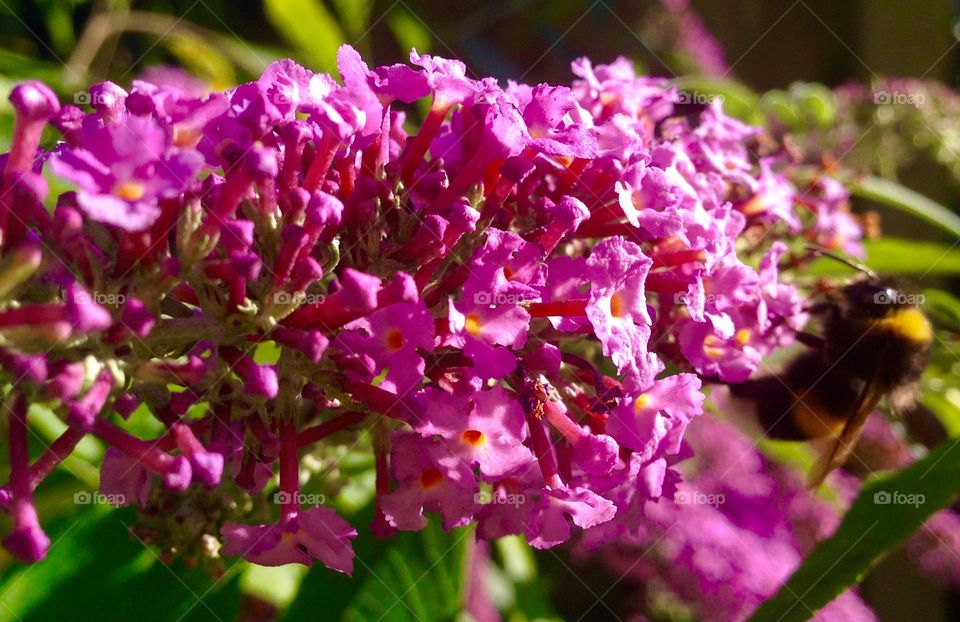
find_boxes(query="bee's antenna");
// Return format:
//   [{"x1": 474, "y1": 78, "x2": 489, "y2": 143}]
[{"x1": 804, "y1": 245, "x2": 879, "y2": 280}]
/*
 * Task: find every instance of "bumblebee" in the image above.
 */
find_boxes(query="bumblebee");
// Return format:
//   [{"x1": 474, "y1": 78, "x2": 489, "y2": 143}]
[{"x1": 727, "y1": 252, "x2": 933, "y2": 486}]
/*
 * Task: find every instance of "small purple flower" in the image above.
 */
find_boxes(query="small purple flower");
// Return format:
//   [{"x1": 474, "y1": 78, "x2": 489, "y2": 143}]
[
  {"x1": 380, "y1": 432, "x2": 478, "y2": 531},
  {"x1": 585, "y1": 236, "x2": 661, "y2": 389},
  {"x1": 607, "y1": 373, "x2": 704, "y2": 461},
  {"x1": 221, "y1": 505, "x2": 357, "y2": 572},
  {"x1": 338, "y1": 301, "x2": 435, "y2": 395},
  {"x1": 409, "y1": 387, "x2": 535, "y2": 480},
  {"x1": 49, "y1": 115, "x2": 202, "y2": 231}
]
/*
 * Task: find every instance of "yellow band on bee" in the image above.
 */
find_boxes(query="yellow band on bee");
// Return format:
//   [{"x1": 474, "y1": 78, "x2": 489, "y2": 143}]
[{"x1": 875, "y1": 307, "x2": 933, "y2": 344}]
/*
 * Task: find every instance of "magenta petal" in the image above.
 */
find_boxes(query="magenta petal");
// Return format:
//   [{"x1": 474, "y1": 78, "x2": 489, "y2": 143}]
[
  {"x1": 100, "y1": 447, "x2": 152, "y2": 508},
  {"x1": 3, "y1": 520, "x2": 50, "y2": 563}
]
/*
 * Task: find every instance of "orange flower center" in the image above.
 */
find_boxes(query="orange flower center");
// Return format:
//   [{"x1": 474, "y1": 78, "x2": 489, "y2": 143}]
[
  {"x1": 385, "y1": 328, "x2": 404, "y2": 352},
  {"x1": 633, "y1": 393, "x2": 651, "y2": 413},
  {"x1": 114, "y1": 180, "x2": 146, "y2": 202},
  {"x1": 702, "y1": 335, "x2": 725, "y2": 359},
  {"x1": 460, "y1": 429, "x2": 486, "y2": 447},
  {"x1": 610, "y1": 292, "x2": 627, "y2": 318},
  {"x1": 419, "y1": 468, "x2": 444, "y2": 490},
  {"x1": 172, "y1": 125, "x2": 202, "y2": 148},
  {"x1": 465, "y1": 313, "x2": 482, "y2": 337}
]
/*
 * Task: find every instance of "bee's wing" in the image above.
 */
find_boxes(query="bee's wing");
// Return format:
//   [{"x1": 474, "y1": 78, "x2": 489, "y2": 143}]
[{"x1": 807, "y1": 382, "x2": 884, "y2": 488}]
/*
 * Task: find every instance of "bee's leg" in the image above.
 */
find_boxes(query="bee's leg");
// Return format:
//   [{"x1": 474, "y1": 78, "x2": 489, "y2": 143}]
[
  {"x1": 793, "y1": 331, "x2": 826, "y2": 351},
  {"x1": 803, "y1": 302, "x2": 834, "y2": 315}
]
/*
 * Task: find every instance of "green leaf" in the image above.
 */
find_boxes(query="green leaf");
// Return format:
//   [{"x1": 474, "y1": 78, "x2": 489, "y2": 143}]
[
  {"x1": 164, "y1": 35, "x2": 236, "y2": 91},
  {"x1": 41, "y1": 0, "x2": 76, "y2": 55},
  {"x1": 807, "y1": 238, "x2": 960, "y2": 275},
  {"x1": 264, "y1": 0, "x2": 346, "y2": 72},
  {"x1": 239, "y1": 563, "x2": 306, "y2": 610},
  {"x1": 493, "y1": 536, "x2": 560, "y2": 620},
  {"x1": 26, "y1": 402, "x2": 101, "y2": 488},
  {"x1": 849, "y1": 175, "x2": 960, "y2": 238},
  {"x1": 671, "y1": 76, "x2": 762, "y2": 124},
  {"x1": 284, "y1": 510, "x2": 471, "y2": 622},
  {"x1": 921, "y1": 288, "x2": 960, "y2": 333},
  {"x1": 212, "y1": 36, "x2": 282, "y2": 78},
  {"x1": 923, "y1": 390, "x2": 960, "y2": 438},
  {"x1": 387, "y1": 8, "x2": 432, "y2": 55},
  {"x1": 749, "y1": 439, "x2": 960, "y2": 622},
  {"x1": 0, "y1": 507, "x2": 240, "y2": 621},
  {"x1": 789, "y1": 82, "x2": 836, "y2": 128},
  {"x1": 760, "y1": 89, "x2": 803, "y2": 129},
  {"x1": 331, "y1": 0, "x2": 374, "y2": 40}
]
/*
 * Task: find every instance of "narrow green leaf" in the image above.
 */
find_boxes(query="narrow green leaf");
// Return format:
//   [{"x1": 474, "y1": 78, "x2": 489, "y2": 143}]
[
  {"x1": 264, "y1": 0, "x2": 346, "y2": 72},
  {"x1": 342, "y1": 521, "x2": 470, "y2": 622},
  {"x1": 789, "y1": 82, "x2": 837, "y2": 128},
  {"x1": 749, "y1": 439, "x2": 960, "y2": 622},
  {"x1": 239, "y1": 563, "x2": 306, "y2": 609},
  {"x1": 923, "y1": 390, "x2": 960, "y2": 438},
  {"x1": 760, "y1": 89, "x2": 802, "y2": 129},
  {"x1": 331, "y1": 0, "x2": 373, "y2": 40},
  {"x1": 921, "y1": 289, "x2": 960, "y2": 333},
  {"x1": 0, "y1": 507, "x2": 239, "y2": 621},
  {"x1": 671, "y1": 76, "x2": 762, "y2": 124},
  {"x1": 387, "y1": 8, "x2": 433, "y2": 55},
  {"x1": 42, "y1": 1, "x2": 76, "y2": 55},
  {"x1": 807, "y1": 238, "x2": 960, "y2": 275},
  {"x1": 284, "y1": 509, "x2": 470, "y2": 622},
  {"x1": 849, "y1": 175, "x2": 960, "y2": 238},
  {"x1": 165, "y1": 35, "x2": 237, "y2": 91}
]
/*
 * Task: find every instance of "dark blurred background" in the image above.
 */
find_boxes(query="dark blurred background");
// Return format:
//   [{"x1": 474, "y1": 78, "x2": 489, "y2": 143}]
[
  {"x1": 4, "y1": 0, "x2": 959, "y2": 233},
  {"x1": 2, "y1": 1, "x2": 957, "y2": 89}
]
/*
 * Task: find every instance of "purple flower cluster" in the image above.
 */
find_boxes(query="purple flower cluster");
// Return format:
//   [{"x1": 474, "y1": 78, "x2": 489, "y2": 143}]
[
  {"x1": 592, "y1": 412, "x2": 960, "y2": 620},
  {"x1": 592, "y1": 414, "x2": 875, "y2": 621},
  {"x1": 0, "y1": 48, "x2": 859, "y2": 571}
]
